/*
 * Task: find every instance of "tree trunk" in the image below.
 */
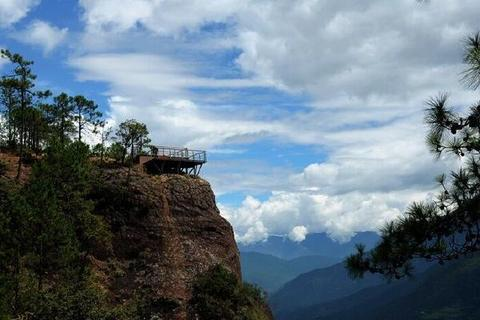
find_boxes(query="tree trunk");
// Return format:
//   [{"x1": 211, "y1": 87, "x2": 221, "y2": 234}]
[
  {"x1": 16, "y1": 78, "x2": 26, "y2": 180},
  {"x1": 78, "y1": 109, "x2": 82, "y2": 142},
  {"x1": 127, "y1": 141, "x2": 134, "y2": 187}
]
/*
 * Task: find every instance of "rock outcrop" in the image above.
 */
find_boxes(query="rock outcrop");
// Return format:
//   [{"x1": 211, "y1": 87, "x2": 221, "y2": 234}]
[{"x1": 92, "y1": 168, "x2": 242, "y2": 319}]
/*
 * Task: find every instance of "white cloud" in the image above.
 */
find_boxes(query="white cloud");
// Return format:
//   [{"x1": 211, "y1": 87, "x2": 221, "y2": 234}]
[
  {"x1": 68, "y1": 53, "x2": 277, "y2": 150},
  {"x1": 70, "y1": 0, "x2": 480, "y2": 243},
  {"x1": 68, "y1": 52, "x2": 465, "y2": 244},
  {"x1": 69, "y1": 53, "x2": 265, "y2": 99},
  {"x1": 79, "y1": 0, "x2": 480, "y2": 106},
  {"x1": 105, "y1": 97, "x2": 276, "y2": 150},
  {"x1": 14, "y1": 20, "x2": 68, "y2": 54},
  {"x1": 218, "y1": 112, "x2": 462, "y2": 243},
  {"x1": 289, "y1": 226, "x2": 308, "y2": 242},
  {"x1": 234, "y1": 0, "x2": 480, "y2": 106},
  {"x1": 0, "y1": 0, "x2": 39, "y2": 27},
  {"x1": 79, "y1": 0, "x2": 243, "y2": 34},
  {"x1": 220, "y1": 188, "x2": 431, "y2": 244}
]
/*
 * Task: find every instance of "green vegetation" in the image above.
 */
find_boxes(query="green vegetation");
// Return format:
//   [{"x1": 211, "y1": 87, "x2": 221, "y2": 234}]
[
  {"x1": 114, "y1": 119, "x2": 151, "y2": 184},
  {"x1": 0, "y1": 141, "x2": 112, "y2": 319},
  {"x1": 0, "y1": 49, "x2": 153, "y2": 175},
  {"x1": 0, "y1": 49, "x2": 271, "y2": 319},
  {"x1": 347, "y1": 33, "x2": 480, "y2": 278},
  {"x1": 0, "y1": 50, "x2": 162, "y2": 319},
  {"x1": 190, "y1": 265, "x2": 271, "y2": 320}
]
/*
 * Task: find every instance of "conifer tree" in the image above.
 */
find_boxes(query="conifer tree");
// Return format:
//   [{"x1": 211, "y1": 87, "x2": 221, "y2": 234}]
[
  {"x1": 72, "y1": 95, "x2": 102, "y2": 143},
  {"x1": 0, "y1": 50, "x2": 36, "y2": 179},
  {"x1": 115, "y1": 119, "x2": 150, "y2": 184},
  {"x1": 92, "y1": 122, "x2": 111, "y2": 164},
  {"x1": 43, "y1": 93, "x2": 75, "y2": 144},
  {"x1": 347, "y1": 33, "x2": 480, "y2": 279},
  {"x1": 116, "y1": 119, "x2": 151, "y2": 161},
  {"x1": 0, "y1": 78, "x2": 19, "y2": 148}
]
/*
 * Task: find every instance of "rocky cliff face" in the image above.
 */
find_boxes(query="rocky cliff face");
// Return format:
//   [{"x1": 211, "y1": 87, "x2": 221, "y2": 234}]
[{"x1": 91, "y1": 168, "x2": 242, "y2": 319}]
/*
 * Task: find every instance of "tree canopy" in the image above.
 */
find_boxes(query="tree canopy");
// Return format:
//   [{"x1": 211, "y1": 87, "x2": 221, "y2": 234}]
[{"x1": 0, "y1": 50, "x2": 156, "y2": 319}]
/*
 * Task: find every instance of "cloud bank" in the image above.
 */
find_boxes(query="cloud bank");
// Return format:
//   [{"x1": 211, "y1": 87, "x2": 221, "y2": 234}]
[{"x1": 70, "y1": 0, "x2": 478, "y2": 243}]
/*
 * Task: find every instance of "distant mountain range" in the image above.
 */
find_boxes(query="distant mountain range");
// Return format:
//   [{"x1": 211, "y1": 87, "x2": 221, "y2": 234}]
[
  {"x1": 238, "y1": 231, "x2": 380, "y2": 260},
  {"x1": 239, "y1": 232, "x2": 480, "y2": 319},
  {"x1": 240, "y1": 252, "x2": 340, "y2": 293},
  {"x1": 270, "y1": 255, "x2": 480, "y2": 320},
  {"x1": 269, "y1": 260, "x2": 384, "y2": 318},
  {"x1": 239, "y1": 232, "x2": 380, "y2": 294}
]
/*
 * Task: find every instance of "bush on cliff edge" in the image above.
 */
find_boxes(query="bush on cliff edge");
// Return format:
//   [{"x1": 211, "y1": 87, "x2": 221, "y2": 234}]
[{"x1": 190, "y1": 265, "x2": 271, "y2": 320}]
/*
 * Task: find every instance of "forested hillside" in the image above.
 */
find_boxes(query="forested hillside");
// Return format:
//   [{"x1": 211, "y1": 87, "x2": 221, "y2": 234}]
[{"x1": 0, "y1": 50, "x2": 271, "y2": 320}]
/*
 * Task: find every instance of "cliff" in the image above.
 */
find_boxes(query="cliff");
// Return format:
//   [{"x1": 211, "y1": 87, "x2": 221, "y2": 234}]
[
  {"x1": 91, "y1": 167, "x2": 263, "y2": 319},
  {"x1": 0, "y1": 152, "x2": 271, "y2": 319}
]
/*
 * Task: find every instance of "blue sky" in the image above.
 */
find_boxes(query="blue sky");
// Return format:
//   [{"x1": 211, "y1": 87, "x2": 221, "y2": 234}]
[{"x1": 1, "y1": 0, "x2": 479, "y2": 244}]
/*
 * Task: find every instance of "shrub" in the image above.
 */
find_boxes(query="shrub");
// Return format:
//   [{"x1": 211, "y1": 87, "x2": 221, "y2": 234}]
[{"x1": 190, "y1": 265, "x2": 270, "y2": 320}]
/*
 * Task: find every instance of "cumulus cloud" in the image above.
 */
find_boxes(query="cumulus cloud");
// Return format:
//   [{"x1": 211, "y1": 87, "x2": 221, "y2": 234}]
[
  {"x1": 218, "y1": 115, "x2": 460, "y2": 243},
  {"x1": 14, "y1": 20, "x2": 68, "y2": 53},
  {"x1": 79, "y1": 0, "x2": 243, "y2": 34},
  {"x1": 0, "y1": 0, "x2": 39, "y2": 27},
  {"x1": 220, "y1": 188, "x2": 433, "y2": 244},
  {"x1": 78, "y1": 0, "x2": 480, "y2": 106},
  {"x1": 71, "y1": 0, "x2": 479, "y2": 243},
  {"x1": 234, "y1": 0, "x2": 480, "y2": 108},
  {"x1": 289, "y1": 226, "x2": 308, "y2": 242},
  {"x1": 214, "y1": 108, "x2": 462, "y2": 243}
]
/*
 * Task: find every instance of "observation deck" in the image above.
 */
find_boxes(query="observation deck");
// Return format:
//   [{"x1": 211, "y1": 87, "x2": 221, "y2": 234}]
[{"x1": 137, "y1": 146, "x2": 207, "y2": 176}]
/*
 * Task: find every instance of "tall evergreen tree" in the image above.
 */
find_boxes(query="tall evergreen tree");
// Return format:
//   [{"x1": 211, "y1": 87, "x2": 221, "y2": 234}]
[
  {"x1": 92, "y1": 123, "x2": 111, "y2": 164},
  {"x1": 43, "y1": 93, "x2": 75, "y2": 145},
  {"x1": 0, "y1": 50, "x2": 36, "y2": 179},
  {"x1": 72, "y1": 95, "x2": 102, "y2": 143},
  {"x1": 115, "y1": 119, "x2": 150, "y2": 184},
  {"x1": 116, "y1": 119, "x2": 151, "y2": 161},
  {"x1": 0, "y1": 78, "x2": 19, "y2": 148}
]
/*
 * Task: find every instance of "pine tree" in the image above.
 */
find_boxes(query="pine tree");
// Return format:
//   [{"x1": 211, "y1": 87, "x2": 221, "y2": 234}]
[
  {"x1": 43, "y1": 93, "x2": 75, "y2": 144},
  {"x1": 347, "y1": 33, "x2": 480, "y2": 279},
  {"x1": 115, "y1": 119, "x2": 151, "y2": 184},
  {"x1": 72, "y1": 95, "x2": 102, "y2": 143},
  {"x1": 0, "y1": 50, "x2": 36, "y2": 179},
  {"x1": 0, "y1": 77, "x2": 19, "y2": 148},
  {"x1": 92, "y1": 122, "x2": 111, "y2": 164}
]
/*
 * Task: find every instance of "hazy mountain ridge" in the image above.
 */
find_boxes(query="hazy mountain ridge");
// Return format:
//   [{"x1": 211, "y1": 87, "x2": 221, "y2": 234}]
[
  {"x1": 238, "y1": 232, "x2": 379, "y2": 260},
  {"x1": 270, "y1": 261, "x2": 384, "y2": 319},
  {"x1": 239, "y1": 232, "x2": 379, "y2": 294},
  {"x1": 271, "y1": 255, "x2": 480, "y2": 320},
  {"x1": 240, "y1": 252, "x2": 340, "y2": 293}
]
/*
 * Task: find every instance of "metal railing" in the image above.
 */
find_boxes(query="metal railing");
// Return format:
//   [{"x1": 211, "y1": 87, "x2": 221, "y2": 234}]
[{"x1": 153, "y1": 146, "x2": 207, "y2": 163}]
